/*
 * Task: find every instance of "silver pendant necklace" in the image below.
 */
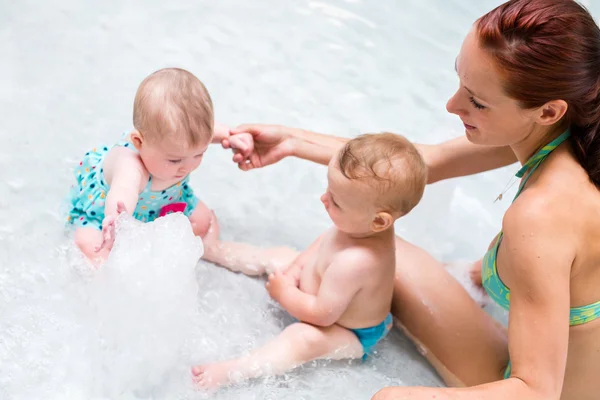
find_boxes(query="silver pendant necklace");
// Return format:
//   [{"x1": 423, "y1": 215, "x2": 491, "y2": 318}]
[{"x1": 494, "y1": 174, "x2": 519, "y2": 203}]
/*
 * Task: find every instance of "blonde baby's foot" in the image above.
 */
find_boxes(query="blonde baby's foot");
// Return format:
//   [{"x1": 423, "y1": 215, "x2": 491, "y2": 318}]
[
  {"x1": 469, "y1": 259, "x2": 483, "y2": 287},
  {"x1": 192, "y1": 361, "x2": 239, "y2": 390},
  {"x1": 262, "y1": 246, "x2": 300, "y2": 275},
  {"x1": 445, "y1": 260, "x2": 490, "y2": 307}
]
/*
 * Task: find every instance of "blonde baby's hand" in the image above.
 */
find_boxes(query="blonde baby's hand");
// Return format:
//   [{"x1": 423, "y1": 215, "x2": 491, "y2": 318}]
[
  {"x1": 223, "y1": 132, "x2": 255, "y2": 163},
  {"x1": 95, "y1": 216, "x2": 116, "y2": 253},
  {"x1": 265, "y1": 270, "x2": 295, "y2": 301},
  {"x1": 95, "y1": 202, "x2": 128, "y2": 253}
]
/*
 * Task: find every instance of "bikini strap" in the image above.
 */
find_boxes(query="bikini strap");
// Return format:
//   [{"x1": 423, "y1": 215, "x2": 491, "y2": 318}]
[{"x1": 512, "y1": 128, "x2": 571, "y2": 201}]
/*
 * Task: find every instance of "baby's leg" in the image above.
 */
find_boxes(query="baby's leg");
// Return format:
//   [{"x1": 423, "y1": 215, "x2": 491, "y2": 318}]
[
  {"x1": 190, "y1": 201, "x2": 298, "y2": 275},
  {"x1": 188, "y1": 201, "x2": 219, "y2": 239},
  {"x1": 203, "y1": 241, "x2": 299, "y2": 276},
  {"x1": 192, "y1": 322, "x2": 363, "y2": 390},
  {"x1": 74, "y1": 227, "x2": 110, "y2": 265},
  {"x1": 444, "y1": 259, "x2": 489, "y2": 307}
]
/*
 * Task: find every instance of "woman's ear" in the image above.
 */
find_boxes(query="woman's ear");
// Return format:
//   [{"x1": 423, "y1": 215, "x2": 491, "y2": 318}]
[{"x1": 536, "y1": 100, "x2": 568, "y2": 126}]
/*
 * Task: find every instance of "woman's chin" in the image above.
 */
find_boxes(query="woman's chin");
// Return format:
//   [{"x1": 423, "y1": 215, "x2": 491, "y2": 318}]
[{"x1": 464, "y1": 127, "x2": 483, "y2": 144}]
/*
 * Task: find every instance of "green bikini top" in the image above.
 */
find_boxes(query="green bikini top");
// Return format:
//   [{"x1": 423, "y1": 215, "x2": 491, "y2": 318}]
[{"x1": 482, "y1": 129, "x2": 600, "y2": 326}]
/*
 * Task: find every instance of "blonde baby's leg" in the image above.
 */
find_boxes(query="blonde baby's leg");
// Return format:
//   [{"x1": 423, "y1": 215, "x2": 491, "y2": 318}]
[
  {"x1": 189, "y1": 201, "x2": 219, "y2": 239},
  {"x1": 203, "y1": 240, "x2": 299, "y2": 276},
  {"x1": 190, "y1": 202, "x2": 298, "y2": 275},
  {"x1": 74, "y1": 227, "x2": 110, "y2": 265},
  {"x1": 192, "y1": 322, "x2": 363, "y2": 389}
]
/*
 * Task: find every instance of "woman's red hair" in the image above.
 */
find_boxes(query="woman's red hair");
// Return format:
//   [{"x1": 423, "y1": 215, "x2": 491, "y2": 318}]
[{"x1": 477, "y1": 0, "x2": 600, "y2": 186}]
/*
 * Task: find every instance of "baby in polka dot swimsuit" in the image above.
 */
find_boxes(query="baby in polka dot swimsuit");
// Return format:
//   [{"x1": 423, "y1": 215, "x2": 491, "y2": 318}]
[{"x1": 66, "y1": 67, "x2": 251, "y2": 264}]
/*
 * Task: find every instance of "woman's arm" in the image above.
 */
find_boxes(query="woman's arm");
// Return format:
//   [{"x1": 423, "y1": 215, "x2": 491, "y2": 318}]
[
  {"x1": 228, "y1": 125, "x2": 517, "y2": 182},
  {"x1": 420, "y1": 136, "x2": 517, "y2": 183},
  {"x1": 225, "y1": 124, "x2": 347, "y2": 170},
  {"x1": 289, "y1": 128, "x2": 349, "y2": 165},
  {"x1": 373, "y1": 199, "x2": 572, "y2": 400},
  {"x1": 292, "y1": 130, "x2": 518, "y2": 183}
]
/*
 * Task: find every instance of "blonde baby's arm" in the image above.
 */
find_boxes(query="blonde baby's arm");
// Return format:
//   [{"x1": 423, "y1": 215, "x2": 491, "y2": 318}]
[
  {"x1": 95, "y1": 149, "x2": 146, "y2": 251},
  {"x1": 103, "y1": 149, "x2": 145, "y2": 220},
  {"x1": 212, "y1": 122, "x2": 231, "y2": 143},
  {"x1": 214, "y1": 122, "x2": 255, "y2": 158}
]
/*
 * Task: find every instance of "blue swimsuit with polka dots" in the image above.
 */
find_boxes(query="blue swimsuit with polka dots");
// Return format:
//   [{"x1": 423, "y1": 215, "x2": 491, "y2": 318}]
[{"x1": 66, "y1": 134, "x2": 198, "y2": 230}]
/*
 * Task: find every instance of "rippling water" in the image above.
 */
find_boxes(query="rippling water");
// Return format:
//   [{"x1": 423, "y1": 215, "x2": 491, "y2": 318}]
[{"x1": 2, "y1": 0, "x2": 598, "y2": 398}]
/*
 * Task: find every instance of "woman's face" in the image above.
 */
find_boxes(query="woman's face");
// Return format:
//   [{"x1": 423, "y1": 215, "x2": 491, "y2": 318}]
[{"x1": 446, "y1": 29, "x2": 539, "y2": 147}]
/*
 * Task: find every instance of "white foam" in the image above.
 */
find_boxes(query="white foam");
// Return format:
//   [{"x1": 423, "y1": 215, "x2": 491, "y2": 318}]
[
  {"x1": 82, "y1": 214, "x2": 203, "y2": 397},
  {"x1": 0, "y1": 214, "x2": 204, "y2": 399}
]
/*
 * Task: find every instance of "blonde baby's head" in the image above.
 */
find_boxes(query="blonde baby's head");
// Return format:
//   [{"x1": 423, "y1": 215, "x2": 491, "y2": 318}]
[
  {"x1": 321, "y1": 133, "x2": 427, "y2": 236},
  {"x1": 130, "y1": 68, "x2": 214, "y2": 181}
]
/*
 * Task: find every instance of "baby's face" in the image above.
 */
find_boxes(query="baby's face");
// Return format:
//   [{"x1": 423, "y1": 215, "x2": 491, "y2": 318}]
[
  {"x1": 139, "y1": 136, "x2": 210, "y2": 182},
  {"x1": 321, "y1": 159, "x2": 379, "y2": 236}
]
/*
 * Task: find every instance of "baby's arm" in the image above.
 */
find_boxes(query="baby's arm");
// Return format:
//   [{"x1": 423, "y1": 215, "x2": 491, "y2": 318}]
[
  {"x1": 213, "y1": 122, "x2": 254, "y2": 156},
  {"x1": 283, "y1": 233, "x2": 325, "y2": 284},
  {"x1": 96, "y1": 151, "x2": 145, "y2": 251},
  {"x1": 104, "y1": 159, "x2": 144, "y2": 219},
  {"x1": 267, "y1": 252, "x2": 367, "y2": 326},
  {"x1": 212, "y1": 122, "x2": 231, "y2": 143}
]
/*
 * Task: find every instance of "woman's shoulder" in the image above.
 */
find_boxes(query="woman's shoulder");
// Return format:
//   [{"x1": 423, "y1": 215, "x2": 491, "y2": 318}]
[
  {"x1": 502, "y1": 179, "x2": 572, "y2": 242},
  {"x1": 500, "y1": 189, "x2": 576, "y2": 282},
  {"x1": 502, "y1": 158, "x2": 598, "y2": 249}
]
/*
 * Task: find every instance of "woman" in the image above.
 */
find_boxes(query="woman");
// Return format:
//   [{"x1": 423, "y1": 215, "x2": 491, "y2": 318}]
[{"x1": 223, "y1": 0, "x2": 600, "y2": 399}]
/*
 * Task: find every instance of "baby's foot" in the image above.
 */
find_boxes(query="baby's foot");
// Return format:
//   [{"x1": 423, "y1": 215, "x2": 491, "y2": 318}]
[
  {"x1": 469, "y1": 259, "x2": 483, "y2": 287},
  {"x1": 192, "y1": 361, "x2": 239, "y2": 390},
  {"x1": 445, "y1": 261, "x2": 489, "y2": 307}
]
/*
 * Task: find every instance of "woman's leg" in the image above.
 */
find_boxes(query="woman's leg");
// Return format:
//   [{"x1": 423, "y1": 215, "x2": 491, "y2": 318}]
[{"x1": 391, "y1": 236, "x2": 509, "y2": 387}]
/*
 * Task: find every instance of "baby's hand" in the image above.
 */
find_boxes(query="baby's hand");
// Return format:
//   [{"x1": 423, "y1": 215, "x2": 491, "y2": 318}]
[
  {"x1": 96, "y1": 216, "x2": 116, "y2": 253},
  {"x1": 213, "y1": 122, "x2": 231, "y2": 142},
  {"x1": 222, "y1": 132, "x2": 254, "y2": 163},
  {"x1": 266, "y1": 270, "x2": 296, "y2": 301},
  {"x1": 95, "y1": 202, "x2": 128, "y2": 253}
]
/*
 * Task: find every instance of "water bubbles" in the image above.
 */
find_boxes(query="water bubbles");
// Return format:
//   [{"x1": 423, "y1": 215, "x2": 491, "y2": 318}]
[{"x1": 0, "y1": 213, "x2": 204, "y2": 399}]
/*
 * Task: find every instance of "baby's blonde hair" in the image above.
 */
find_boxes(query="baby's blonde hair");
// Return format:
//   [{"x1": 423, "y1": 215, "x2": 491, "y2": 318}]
[
  {"x1": 337, "y1": 133, "x2": 427, "y2": 215},
  {"x1": 133, "y1": 68, "x2": 214, "y2": 147}
]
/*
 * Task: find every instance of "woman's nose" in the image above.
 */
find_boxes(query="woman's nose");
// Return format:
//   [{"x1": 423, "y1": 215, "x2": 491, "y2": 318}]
[{"x1": 446, "y1": 90, "x2": 464, "y2": 116}]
